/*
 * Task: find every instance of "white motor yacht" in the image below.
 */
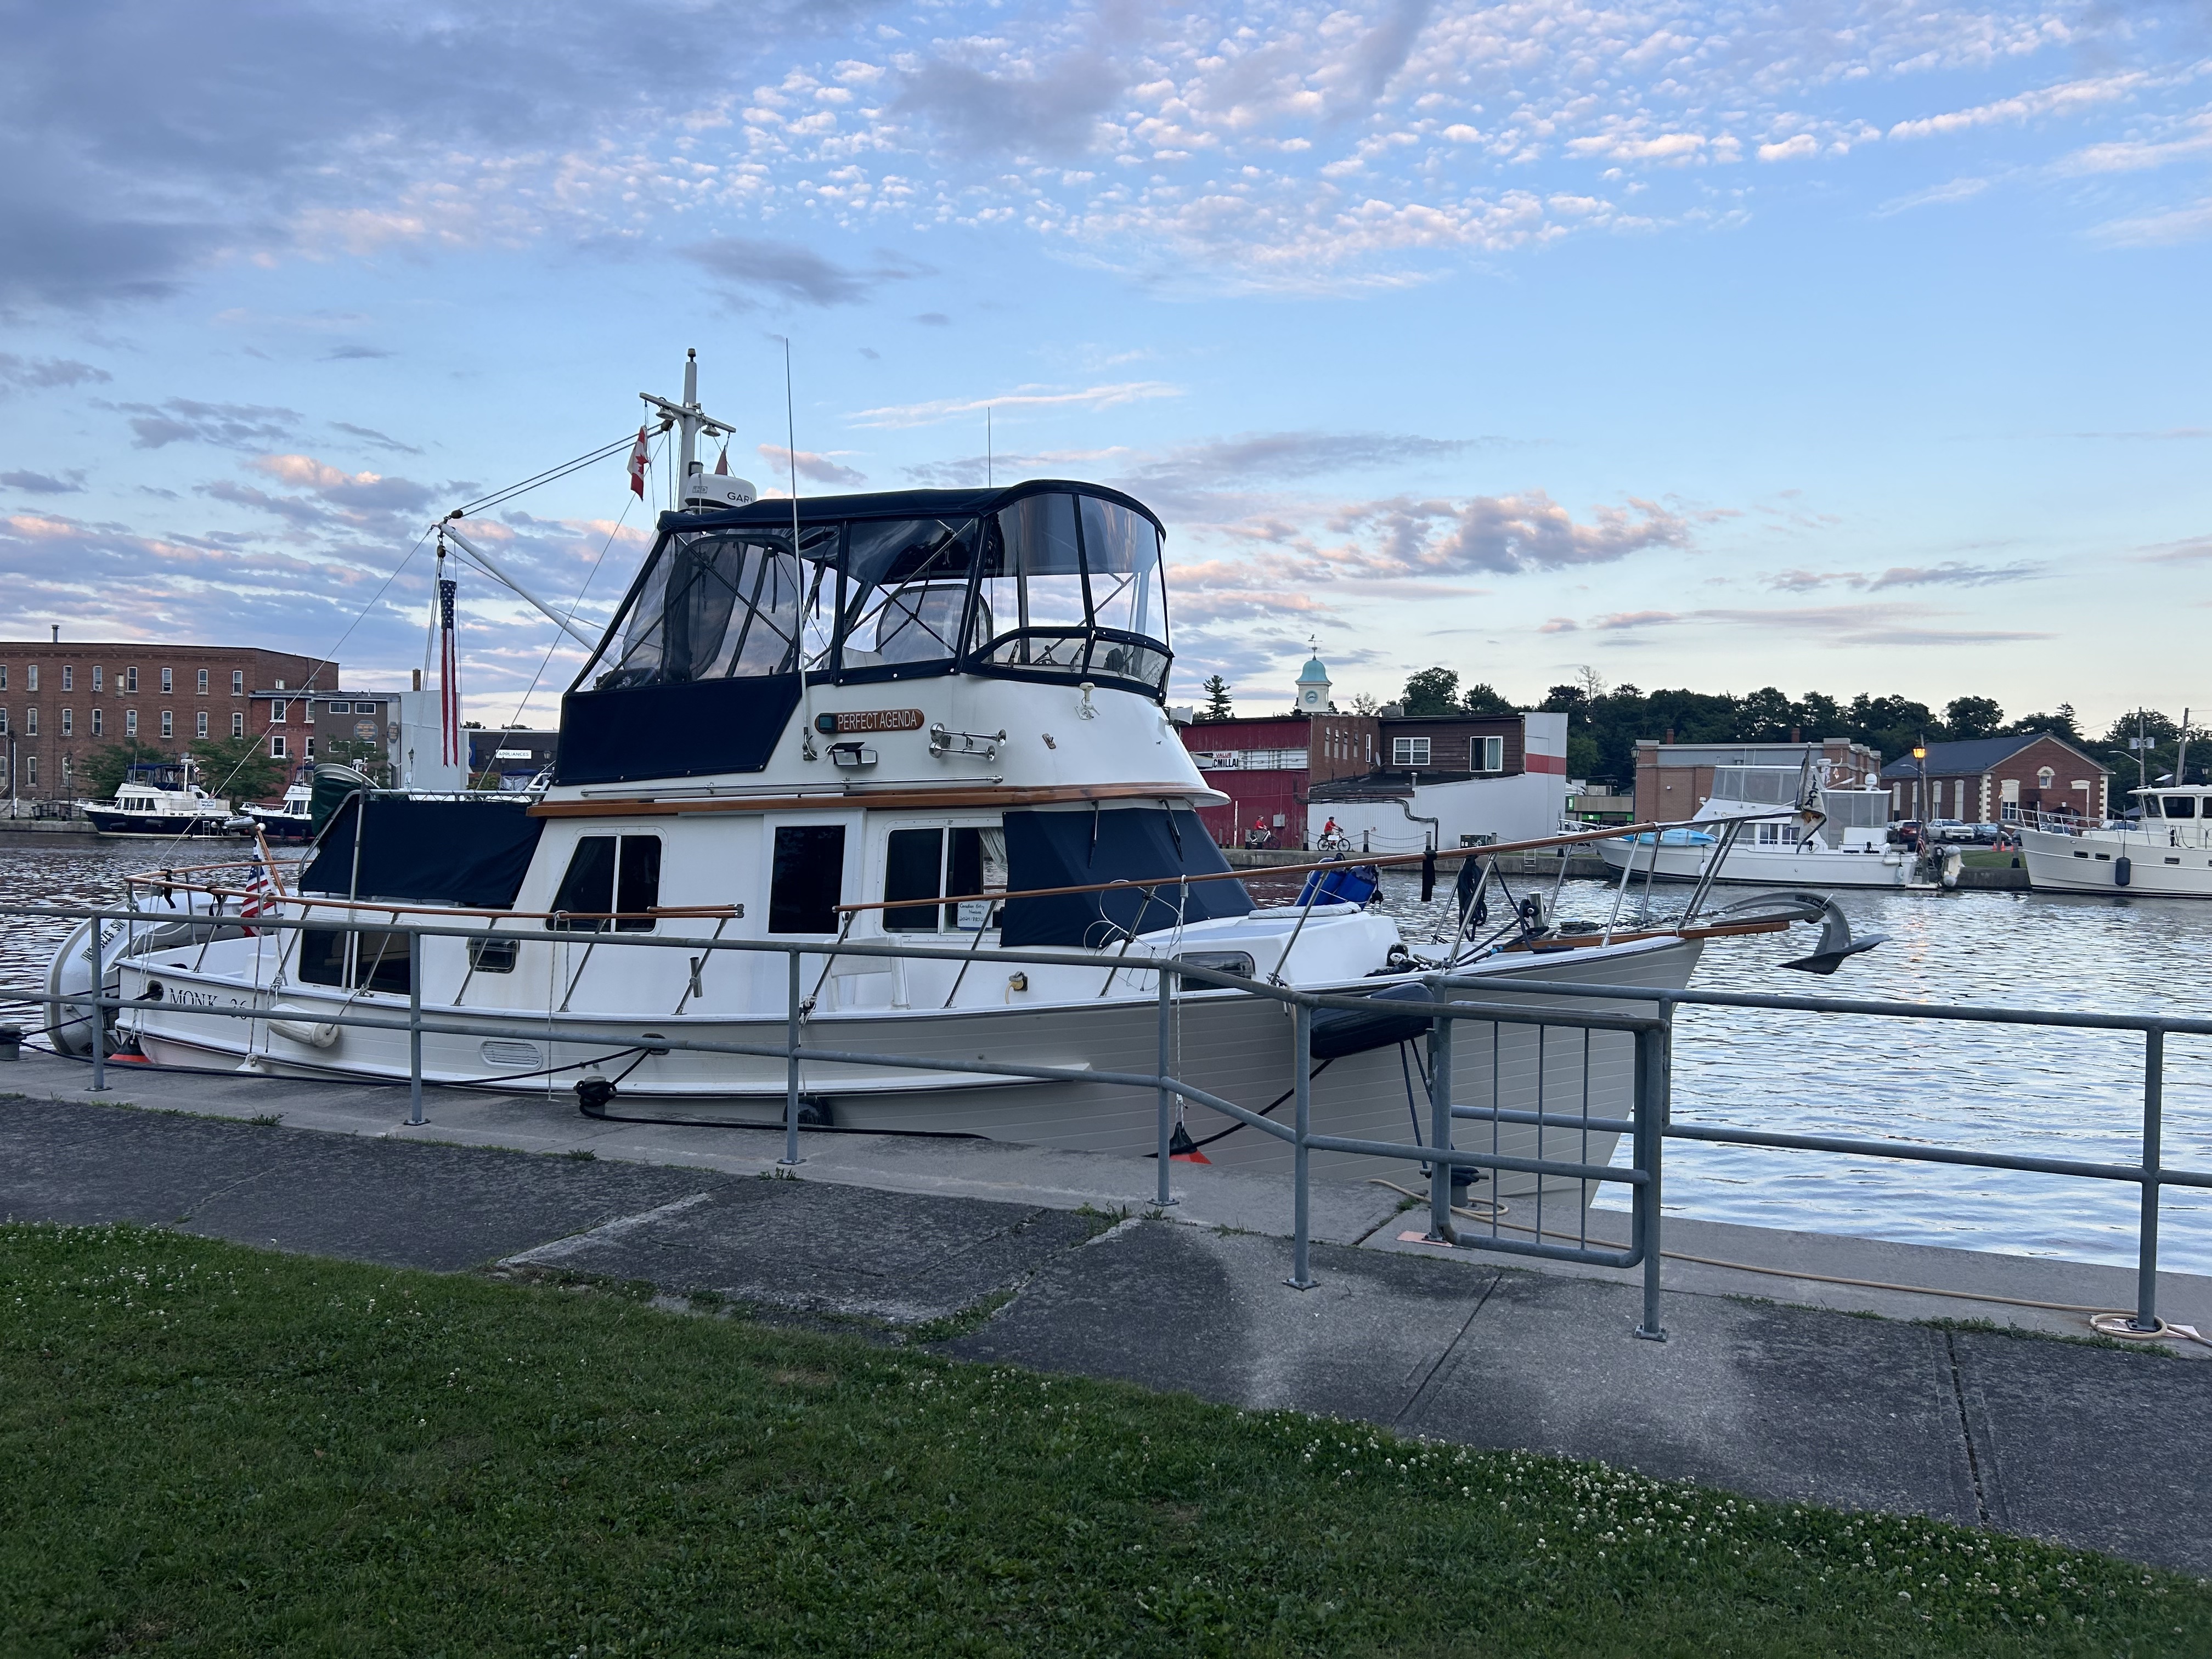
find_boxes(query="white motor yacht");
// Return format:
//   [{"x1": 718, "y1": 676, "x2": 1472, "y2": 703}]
[
  {"x1": 2021, "y1": 786, "x2": 2212, "y2": 896},
  {"x1": 82, "y1": 758, "x2": 242, "y2": 839},
  {"x1": 246, "y1": 781, "x2": 316, "y2": 843},
  {"x1": 59, "y1": 355, "x2": 1882, "y2": 1189},
  {"x1": 1591, "y1": 761, "x2": 1948, "y2": 890}
]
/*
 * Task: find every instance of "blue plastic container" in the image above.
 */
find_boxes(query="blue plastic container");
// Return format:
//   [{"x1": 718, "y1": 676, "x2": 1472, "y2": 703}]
[{"x1": 1295, "y1": 862, "x2": 1381, "y2": 908}]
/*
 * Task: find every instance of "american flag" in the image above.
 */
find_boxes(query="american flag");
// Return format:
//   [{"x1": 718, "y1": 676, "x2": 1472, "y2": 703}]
[{"x1": 438, "y1": 577, "x2": 460, "y2": 766}]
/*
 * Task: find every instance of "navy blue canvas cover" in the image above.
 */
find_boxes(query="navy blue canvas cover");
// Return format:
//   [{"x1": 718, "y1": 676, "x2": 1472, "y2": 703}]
[
  {"x1": 301, "y1": 795, "x2": 546, "y2": 907},
  {"x1": 1000, "y1": 807, "x2": 1251, "y2": 948},
  {"x1": 556, "y1": 673, "x2": 802, "y2": 785}
]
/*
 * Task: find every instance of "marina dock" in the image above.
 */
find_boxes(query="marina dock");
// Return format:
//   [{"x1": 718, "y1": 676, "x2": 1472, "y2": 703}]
[{"x1": 5, "y1": 1049, "x2": 2207, "y2": 1576}]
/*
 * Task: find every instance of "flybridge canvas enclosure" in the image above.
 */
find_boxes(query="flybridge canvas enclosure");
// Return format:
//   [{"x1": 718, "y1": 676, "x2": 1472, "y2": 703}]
[
  {"x1": 1000, "y1": 806, "x2": 1251, "y2": 949},
  {"x1": 301, "y1": 795, "x2": 546, "y2": 907}
]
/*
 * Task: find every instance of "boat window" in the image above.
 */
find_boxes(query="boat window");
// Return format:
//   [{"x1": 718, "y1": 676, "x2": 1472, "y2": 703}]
[
  {"x1": 546, "y1": 835, "x2": 661, "y2": 930},
  {"x1": 2143, "y1": 795, "x2": 2163, "y2": 818},
  {"x1": 1079, "y1": 496, "x2": 1167, "y2": 649},
  {"x1": 588, "y1": 528, "x2": 832, "y2": 690},
  {"x1": 838, "y1": 518, "x2": 979, "y2": 670},
  {"x1": 883, "y1": 828, "x2": 945, "y2": 931},
  {"x1": 769, "y1": 825, "x2": 845, "y2": 934},
  {"x1": 295, "y1": 927, "x2": 410, "y2": 992},
  {"x1": 467, "y1": 936, "x2": 518, "y2": 973},
  {"x1": 2165, "y1": 795, "x2": 2197, "y2": 819},
  {"x1": 882, "y1": 825, "x2": 1007, "y2": 932},
  {"x1": 975, "y1": 494, "x2": 1091, "y2": 672}
]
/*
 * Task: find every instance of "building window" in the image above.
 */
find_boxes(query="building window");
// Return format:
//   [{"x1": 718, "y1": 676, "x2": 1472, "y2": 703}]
[
  {"x1": 160, "y1": 710, "x2": 173, "y2": 738},
  {"x1": 1476, "y1": 735, "x2": 1504, "y2": 772},
  {"x1": 91, "y1": 665, "x2": 100, "y2": 691},
  {"x1": 125, "y1": 667, "x2": 137, "y2": 692},
  {"x1": 63, "y1": 756, "x2": 71, "y2": 787},
  {"x1": 196, "y1": 669, "x2": 208, "y2": 694},
  {"x1": 26, "y1": 665, "x2": 37, "y2": 692},
  {"x1": 2037, "y1": 766, "x2": 2055, "y2": 789},
  {"x1": 161, "y1": 668, "x2": 172, "y2": 693},
  {"x1": 24, "y1": 708, "x2": 35, "y2": 737},
  {"x1": 0, "y1": 665, "x2": 7, "y2": 690},
  {"x1": 1392, "y1": 736, "x2": 1431, "y2": 768},
  {"x1": 232, "y1": 712, "x2": 245, "y2": 738},
  {"x1": 270, "y1": 735, "x2": 286, "y2": 759},
  {"x1": 270, "y1": 699, "x2": 286, "y2": 724},
  {"x1": 0, "y1": 708, "x2": 8, "y2": 735},
  {"x1": 125, "y1": 709, "x2": 137, "y2": 737},
  {"x1": 232, "y1": 669, "x2": 244, "y2": 695},
  {"x1": 24, "y1": 756, "x2": 35, "y2": 787},
  {"x1": 196, "y1": 710, "x2": 208, "y2": 739},
  {"x1": 61, "y1": 666, "x2": 72, "y2": 691},
  {"x1": 60, "y1": 708, "x2": 72, "y2": 736},
  {"x1": 304, "y1": 736, "x2": 315, "y2": 759},
  {"x1": 91, "y1": 709, "x2": 102, "y2": 737}
]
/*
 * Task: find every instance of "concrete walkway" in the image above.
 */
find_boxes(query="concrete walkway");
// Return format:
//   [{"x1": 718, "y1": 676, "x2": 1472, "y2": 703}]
[{"x1": 3, "y1": 1051, "x2": 2208, "y2": 1577}]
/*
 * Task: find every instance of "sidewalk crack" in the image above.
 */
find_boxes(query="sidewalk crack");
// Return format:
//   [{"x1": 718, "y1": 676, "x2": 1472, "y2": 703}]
[
  {"x1": 1394, "y1": 1270, "x2": 1501, "y2": 1425},
  {"x1": 1944, "y1": 1329, "x2": 1992, "y2": 1527}
]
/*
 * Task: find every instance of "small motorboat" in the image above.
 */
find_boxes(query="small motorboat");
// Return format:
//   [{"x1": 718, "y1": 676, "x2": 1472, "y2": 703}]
[
  {"x1": 247, "y1": 781, "x2": 315, "y2": 843},
  {"x1": 82, "y1": 759, "x2": 243, "y2": 839}
]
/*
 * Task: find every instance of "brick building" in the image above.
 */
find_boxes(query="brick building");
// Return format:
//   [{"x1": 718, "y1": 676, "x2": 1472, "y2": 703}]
[
  {"x1": 1877, "y1": 732, "x2": 2112, "y2": 825},
  {"x1": 1634, "y1": 738, "x2": 1883, "y2": 825},
  {"x1": 0, "y1": 635, "x2": 338, "y2": 805}
]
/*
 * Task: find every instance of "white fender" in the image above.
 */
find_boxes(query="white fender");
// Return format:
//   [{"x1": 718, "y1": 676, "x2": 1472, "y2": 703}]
[{"x1": 267, "y1": 1008, "x2": 342, "y2": 1049}]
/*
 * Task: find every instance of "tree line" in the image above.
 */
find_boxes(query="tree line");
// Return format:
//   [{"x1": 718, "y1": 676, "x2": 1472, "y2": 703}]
[{"x1": 1192, "y1": 668, "x2": 2200, "y2": 792}]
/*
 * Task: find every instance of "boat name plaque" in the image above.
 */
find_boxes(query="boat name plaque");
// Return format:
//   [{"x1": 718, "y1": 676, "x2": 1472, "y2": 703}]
[{"x1": 816, "y1": 709, "x2": 925, "y2": 735}]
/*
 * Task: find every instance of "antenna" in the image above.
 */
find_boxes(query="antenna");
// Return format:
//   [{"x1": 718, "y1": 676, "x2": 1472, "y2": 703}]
[{"x1": 986, "y1": 406, "x2": 993, "y2": 488}]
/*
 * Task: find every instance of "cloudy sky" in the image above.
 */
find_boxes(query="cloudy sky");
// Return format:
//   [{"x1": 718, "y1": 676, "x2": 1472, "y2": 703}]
[{"x1": 2, "y1": 0, "x2": 2207, "y2": 733}]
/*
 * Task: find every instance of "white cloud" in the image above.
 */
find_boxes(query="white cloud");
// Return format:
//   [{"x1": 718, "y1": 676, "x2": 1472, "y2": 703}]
[{"x1": 849, "y1": 380, "x2": 1182, "y2": 428}]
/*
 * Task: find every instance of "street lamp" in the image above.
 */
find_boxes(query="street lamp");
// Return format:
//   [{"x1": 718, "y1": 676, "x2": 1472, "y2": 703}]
[{"x1": 1912, "y1": 741, "x2": 1928, "y2": 827}]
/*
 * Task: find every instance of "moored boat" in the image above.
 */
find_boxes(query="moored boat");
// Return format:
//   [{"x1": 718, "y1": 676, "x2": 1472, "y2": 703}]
[
  {"x1": 2020, "y1": 785, "x2": 2212, "y2": 897},
  {"x1": 82, "y1": 759, "x2": 242, "y2": 839}
]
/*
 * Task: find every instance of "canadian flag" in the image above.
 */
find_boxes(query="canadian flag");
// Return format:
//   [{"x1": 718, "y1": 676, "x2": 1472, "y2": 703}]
[{"x1": 627, "y1": 426, "x2": 650, "y2": 499}]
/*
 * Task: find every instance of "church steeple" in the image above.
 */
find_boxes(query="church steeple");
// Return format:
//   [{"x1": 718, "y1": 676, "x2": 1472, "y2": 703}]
[{"x1": 1295, "y1": 639, "x2": 1333, "y2": 714}]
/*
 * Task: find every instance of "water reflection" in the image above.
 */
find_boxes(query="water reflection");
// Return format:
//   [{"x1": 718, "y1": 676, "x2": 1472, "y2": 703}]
[{"x1": 3, "y1": 842, "x2": 2207, "y2": 1271}]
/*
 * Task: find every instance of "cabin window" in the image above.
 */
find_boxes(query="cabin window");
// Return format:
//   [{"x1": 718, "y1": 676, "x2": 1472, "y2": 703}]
[
  {"x1": 1393, "y1": 737, "x2": 1431, "y2": 767},
  {"x1": 882, "y1": 825, "x2": 1008, "y2": 932},
  {"x1": 2165, "y1": 796, "x2": 2197, "y2": 820},
  {"x1": 467, "y1": 936, "x2": 518, "y2": 974},
  {"x1": 972, "y1": 492, "x2": 1171, "y2": 688},
  {"x1": 2144, "y1": 795, "x2": 2164, "y2": 818},
  {"x1": 297, "y1": 928, "x2": 411, "y2": 994},
  {"x1": 1079, "y1": 495, "x2": 1165, "y2": 647},
  {"x1": 769, "y1": 825, "x2": 845, "y2": 934},
  {"x1": 839, "y1": 518, "x2": 980, "y2": 672},
  {"x1": 546, "y1": 834, "x2": 662, "y2": 930}
]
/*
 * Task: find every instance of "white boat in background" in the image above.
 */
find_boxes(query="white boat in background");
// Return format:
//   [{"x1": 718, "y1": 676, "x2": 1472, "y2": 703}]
[
  {"x1": 1590, "y1": 760, "x2": 1953, "y2": 890},
  {"x1": 82, "y1": 758, "x2": 243, "y2": 839},
  {"x1": 246, "y1": 781, "x2": 315, "y2": 843},
  {"x1": 2021, "y1": 785, "x2": 2212, "y2": 897}
]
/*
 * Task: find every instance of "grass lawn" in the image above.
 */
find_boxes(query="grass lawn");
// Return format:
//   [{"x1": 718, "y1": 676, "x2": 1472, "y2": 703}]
[{"x1": 4, "y1": 1223, "x2": 2207, "y2": 1657}]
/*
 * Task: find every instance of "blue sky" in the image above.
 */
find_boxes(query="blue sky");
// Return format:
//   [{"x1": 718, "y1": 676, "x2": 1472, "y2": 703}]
[{"x1": 2, "y1": 0, "x2": 2207, "y2": 736}]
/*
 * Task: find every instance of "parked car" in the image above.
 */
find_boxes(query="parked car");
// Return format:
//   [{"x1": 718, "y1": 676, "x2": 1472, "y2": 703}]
[
  {"x1": 1928, "y1": 819, "x2": 1978, "y2": 843},
  {"x1": 1889, "y1": 820, "x2": 1921, "y2": 848},
  {"x1": 1967, "y1": 822, "x2": 2008, "y2": 846}
]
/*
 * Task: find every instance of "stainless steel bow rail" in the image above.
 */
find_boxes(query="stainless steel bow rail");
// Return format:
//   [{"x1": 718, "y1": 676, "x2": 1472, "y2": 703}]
[{"x1": 4, "y1": 902, "x2": 2206, "y2": 1342}]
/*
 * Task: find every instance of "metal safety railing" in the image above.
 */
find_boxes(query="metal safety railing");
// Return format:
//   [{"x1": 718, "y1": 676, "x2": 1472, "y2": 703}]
[{"x1": 4, "y1": 900, "x2": 2208, "y2": 1341}]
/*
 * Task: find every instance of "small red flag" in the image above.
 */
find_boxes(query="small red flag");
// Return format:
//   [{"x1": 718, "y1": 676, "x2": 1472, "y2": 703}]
[{"x1": 627, "y1": 426, "x2": 650, "y2": 499}]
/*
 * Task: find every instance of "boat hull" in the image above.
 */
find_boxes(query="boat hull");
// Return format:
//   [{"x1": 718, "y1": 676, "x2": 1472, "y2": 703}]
[
  {"x1": 2020, "y1": 830, "x2": 2212, "y2": 898},
  {"x1": 1595, "y1": 835, "x2": 1912, "y2": 889},
  {"x1": 83, "y1": 810, "x2": 242, "y2": 838},
  {"x1": 118, "y1": 935, "x2": 1700, "y2": 1196}
]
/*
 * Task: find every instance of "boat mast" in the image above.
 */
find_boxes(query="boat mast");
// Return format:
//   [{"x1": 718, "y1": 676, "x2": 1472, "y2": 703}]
[{"x1": 638, "y1": 348, "x2": 731, "y2": 499}]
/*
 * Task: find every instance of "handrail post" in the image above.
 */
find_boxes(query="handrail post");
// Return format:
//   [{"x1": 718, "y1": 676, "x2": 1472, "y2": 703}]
[
  {"x1": 1427, "y1": 1001, "x2": 1455, "y2": 1244},
  {"x1": 2134, "y1": 1027, "x2": 2164, "y2": 1331},
  {"x1": 87, "y1": 916, "x2": 109, "y2": 1092},
  {"x1": 1154, "y1": 966, "x2": 1178, "y2": 1207},
  {"x1": 1285, "y1": 1001, "x2": 1316, "y2": 1289},
  {"x1": 1634, "y1": 1021, "x2": 1668, "y2": 1341},
  {"x1": 406, "y1": 924, "x2": 426, "y2": 1127},
  {"x1": 780, "y1": 948, "x2": 804, "y2": 1167}
]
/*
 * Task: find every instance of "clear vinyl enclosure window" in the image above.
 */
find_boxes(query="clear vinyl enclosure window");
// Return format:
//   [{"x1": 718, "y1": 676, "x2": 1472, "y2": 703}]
[
  {"x1": 973, "y1": 492, "x2": 1169, "y2": 687},
  {"x1": 589, "y1": 528, "x2": 836, "y2": 690},
  {"x1": 838, "y1": 518, "x2": 979, "y2": 670}
]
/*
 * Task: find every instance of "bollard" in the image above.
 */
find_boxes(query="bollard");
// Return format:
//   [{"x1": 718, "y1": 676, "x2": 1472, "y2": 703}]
[{"x1": 1427, "y1": 1006, "x2": 1454, "y2": 1244}]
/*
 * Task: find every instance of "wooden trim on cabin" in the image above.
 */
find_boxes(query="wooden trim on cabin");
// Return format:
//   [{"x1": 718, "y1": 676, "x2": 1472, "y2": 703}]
[{"x1": 526, "y1": 780, "x2": 1221, "y2": 820}]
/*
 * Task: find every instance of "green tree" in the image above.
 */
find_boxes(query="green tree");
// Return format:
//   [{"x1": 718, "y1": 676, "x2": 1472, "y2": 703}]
[
  {"x1": 1737, "y1": 687, "x2": 1795, "y2": 741},
  {"x1": 188, "y1": 735, "x2": 286, "y2": 804},
  {"x1": 1401, "y1": 667, "x2": 1460, "y2": 716},
  {"x1": 1460, "y1": 682, "x2": 1517, "y2": 715},
  {"x1": 1197, "y1": 675, "x2": 1234, "y2": 722},
  {"x1": 1943, "y1": 696, "x2": 2004, "y2": 740},
  {"x1": 2005, "y1": 703, "x2": 2084, "y2": 746},
  {"x1": 81, "y1": 739, "x2": 172, "y2": 800}
]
